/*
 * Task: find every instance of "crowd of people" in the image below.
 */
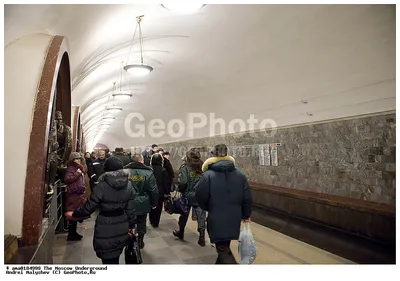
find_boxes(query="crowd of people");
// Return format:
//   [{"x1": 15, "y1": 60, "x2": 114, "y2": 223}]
[{"x1": 64, "y1": 144, "x2": 252, "y2": 264}]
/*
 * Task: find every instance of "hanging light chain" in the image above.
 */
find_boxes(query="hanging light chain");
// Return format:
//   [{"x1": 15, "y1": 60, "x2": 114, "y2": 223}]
[
  {"x1": 137, "y1": 15, "x2": 145, "y2": 64},
  {"x1": 119, "y1": 61, "x2": 124, "y2": 91},
  {"x1": 126, "y1": 19, "x2": 139, "y2": 65}
]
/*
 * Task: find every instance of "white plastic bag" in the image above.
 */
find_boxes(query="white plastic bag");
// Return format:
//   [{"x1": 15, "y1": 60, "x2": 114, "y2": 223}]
[{"x1": 238, "y1": 222, "x2": 257, "y2": 264}]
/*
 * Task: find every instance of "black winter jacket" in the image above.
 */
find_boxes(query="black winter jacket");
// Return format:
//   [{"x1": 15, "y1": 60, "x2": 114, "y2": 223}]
[
  {"x1": 195, "y1": 156, "x2": 252, "y2": 244},
  {"x1": 152, "y1": 165, "x2": 171, "y2": 199},
  {"x1": 163, "y1": 158, "x2": 175, "y2": 187},
  {"x1": 72, "y1": 169, "x2": 137, "y2": 260},
  {"x1": 114, "y1": 153, "x2": 131, "y2": 167},
  {"x1": 88, "y1": 157, "x2": 107, "y2": 183}
]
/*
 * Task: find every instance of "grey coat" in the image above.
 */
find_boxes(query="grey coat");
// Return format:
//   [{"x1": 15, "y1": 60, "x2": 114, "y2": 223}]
[{"x1": 73, "y1": 169, "x2": 137, "y2": 260}]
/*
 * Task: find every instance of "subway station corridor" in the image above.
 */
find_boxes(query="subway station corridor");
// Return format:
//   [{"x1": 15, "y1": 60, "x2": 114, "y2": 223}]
[{"x1": 3, "y1": 4, "x2": 396, "y2": 271}]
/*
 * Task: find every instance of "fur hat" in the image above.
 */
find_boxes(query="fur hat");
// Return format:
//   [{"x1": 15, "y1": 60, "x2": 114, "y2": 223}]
[
  {"x1": 211, "y1": 144, "x2": 228, "y2": 157},
  {"x1": 69, "y1": 152, "x2": 82, "y2": 161}
]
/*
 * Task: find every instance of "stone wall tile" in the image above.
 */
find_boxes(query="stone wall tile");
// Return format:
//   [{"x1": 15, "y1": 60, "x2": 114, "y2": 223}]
[{"x1": 164, "y1": 113, "x2": 395, "y2": 204}]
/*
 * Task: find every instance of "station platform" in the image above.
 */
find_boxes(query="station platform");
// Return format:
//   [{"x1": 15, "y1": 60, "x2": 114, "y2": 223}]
[{"x1": 52, "y1": 210, "x2": 354, "y2": 264}]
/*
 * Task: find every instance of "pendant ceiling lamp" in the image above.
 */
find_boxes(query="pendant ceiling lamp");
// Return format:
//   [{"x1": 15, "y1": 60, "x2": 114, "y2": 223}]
[
  {"x1": 124, "y1": 15, "x2": 153, "y2": 76},
  {"x1": 114, "y1": 62, "x2": 133, "y2": 99},
  {"x1": 161, "y1": 4, "x2": 206, "y2": 13},
  {"x1": 106, "y1": 84, "x2": 123, "y2": 113},
  {"x1": 106, "y1": 106, "x2": 122, "y2": 112},
  {"x1": 113, "y1": 91, "x2": 132, "y2": 99},
  {"x1": 102, "y1": 115, "x2": 115, "y2": 121}
]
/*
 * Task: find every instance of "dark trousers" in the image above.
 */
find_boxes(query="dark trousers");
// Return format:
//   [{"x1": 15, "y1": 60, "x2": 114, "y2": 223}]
[
  {"x1": 136, "y1": 214, "x2": 147, "y2": 234},
  {"x1": 68, "y1": 221, "x2": 77, "y2": 236},
  {"x1": 101, "y1": 257, "x2": 119, "y2": 264},
  {"x1": 149, "y1": 198, "x2": 163, "y2": 227},
  {"x1": 178, "y1": 206, "x2": 206, "y2": 232},
  {"x1": 215, "y1": 241, "x2": 237, "y2": 264}
]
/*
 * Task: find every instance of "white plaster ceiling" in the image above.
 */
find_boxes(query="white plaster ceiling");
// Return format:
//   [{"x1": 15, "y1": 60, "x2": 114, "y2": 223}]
[{"x1": 4, "y1": 4, "x2": 396, "y2": 150}]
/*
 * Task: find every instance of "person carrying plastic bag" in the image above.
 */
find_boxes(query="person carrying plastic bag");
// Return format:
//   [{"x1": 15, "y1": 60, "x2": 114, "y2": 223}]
[
  {"x1": 196, "y1": 144, "x2": 253, "y2": 264},
  {"x1": 238, "y1": 222, "x2": 257, "y2": 264}
]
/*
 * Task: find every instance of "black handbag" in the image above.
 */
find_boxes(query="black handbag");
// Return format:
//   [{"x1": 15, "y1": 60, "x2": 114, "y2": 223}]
[{"x1": 125, "y1": 234, "x2": 143, "y2": 264}]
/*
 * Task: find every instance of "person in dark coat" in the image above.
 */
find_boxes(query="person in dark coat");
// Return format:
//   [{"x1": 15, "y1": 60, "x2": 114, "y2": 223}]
[
  {"x1": 162, "y1": 152, "x2": 175, "y2": 190},
  {"x1": 125, "y1": 153, "x2": 158, "y2": 249},
  {"x1": 64, "y1": 152, "x2": 87, "y2": 241},
  {"x1": 114, "y1": 147, "x2": 131, "y2": 166},
  {"x1": 91, "y1": 151, "x2": 97, "y2": 159},
  {"x1": 143, "y1": 144, "x2": 158, "y2": 166},
  {"x1": 149, "y1": 153, "x2": 170, "y2": 227},
  {"x1": 65, "y1": 157, "x2": 137, "y2": 264},
  {"x1": 173, "y1": 149, "x2": 206, "y2": 246},
  {"x1": 84, "y1": 152, "x2": 93, "y2": 166},
  {"x1": 88, "y1": 150, "x2": 107, "y2": 190},
  {"x1": 195, "y1": 144, "x2": 252, "y2": 264},
  {"x1": 105, "y1": 148, "x2": 111, "y2": 158}
]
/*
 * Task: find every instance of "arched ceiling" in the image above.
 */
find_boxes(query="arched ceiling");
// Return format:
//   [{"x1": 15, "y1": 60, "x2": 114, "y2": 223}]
[{"x1": 5, "y1": 4, "x2": 396, "y2": 150}]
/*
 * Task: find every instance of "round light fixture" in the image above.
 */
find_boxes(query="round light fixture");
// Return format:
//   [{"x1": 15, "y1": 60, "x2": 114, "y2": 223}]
[
  {"x1": 113, "y1": 91, "x2": 132, "y2": 99},
  {"x1": 161, "y1": 4, "x2": 206, "y2": 13},
  {"x1": 102, "y1": 115, "x2": 115, "y2": 121},
  {"x1": 123, "y1": 64, "x2": 153, "y2": 76},
  {"x1": 106, "y1": 106, "x2": 123, "y2": 112}
]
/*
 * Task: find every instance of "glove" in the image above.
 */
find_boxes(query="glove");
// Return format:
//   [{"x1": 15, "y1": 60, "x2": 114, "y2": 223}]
[{"x1": 128, "y1": 228, "x2": 135, "y2": 237}]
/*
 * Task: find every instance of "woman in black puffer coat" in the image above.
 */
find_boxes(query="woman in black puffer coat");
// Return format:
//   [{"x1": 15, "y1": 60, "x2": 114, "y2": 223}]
[{"x1": 65, "y1": 157, "x2": 137, "y2": 264}]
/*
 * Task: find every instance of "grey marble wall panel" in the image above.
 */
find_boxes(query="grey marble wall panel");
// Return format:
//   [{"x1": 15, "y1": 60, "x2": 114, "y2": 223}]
[{"x1": 160, "y1": 113, "x2": 395, "y2": 205}]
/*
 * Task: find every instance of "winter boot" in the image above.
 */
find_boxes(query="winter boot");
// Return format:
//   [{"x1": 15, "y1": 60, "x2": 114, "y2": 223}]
[
  {"x1": 67, "y1": 233, "x2": 83, "y2": 241},
  {"x1": 173, "y1": 229, "x2": 184, "y2": 240},
  {"x1": 198, "y1": 230, "x2": 206, "y2": 247},
  {"x1": 138, "y1": 234, "x2": 145, "y2": 249}
]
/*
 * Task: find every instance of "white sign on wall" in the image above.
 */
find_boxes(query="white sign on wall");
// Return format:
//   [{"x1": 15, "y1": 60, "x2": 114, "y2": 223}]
[
  {"x1": 258, "y1": 143, "x2": 281, "y2": 166},
  {"x1": 270, "y1": 145, "x2": 278, "y2": 166},
  {"x1": 258, "y1": 145, "x2": 265, "y2": 165},
  {"x1": 264, "y1": 145, "x2": 271, "y2": 166}
]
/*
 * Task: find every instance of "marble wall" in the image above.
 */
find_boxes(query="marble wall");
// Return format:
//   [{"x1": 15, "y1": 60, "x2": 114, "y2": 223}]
[{"x1": 159, "y1": 113, "x2": 396, "y2": 205}]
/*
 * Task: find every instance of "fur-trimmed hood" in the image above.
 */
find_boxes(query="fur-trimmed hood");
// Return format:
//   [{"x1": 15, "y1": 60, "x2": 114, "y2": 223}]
[
  {"x1": 97, "y1": 169, "x2": 130, "y2": 190},
  {"x1": 202, "y1": 156, "x2": 236, "y2": 172}
]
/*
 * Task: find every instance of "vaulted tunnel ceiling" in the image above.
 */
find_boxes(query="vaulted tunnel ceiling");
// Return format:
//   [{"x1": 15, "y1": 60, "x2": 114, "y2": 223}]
[{"x1": 4, "y1": 4, "x2": 396, "y2": 150}]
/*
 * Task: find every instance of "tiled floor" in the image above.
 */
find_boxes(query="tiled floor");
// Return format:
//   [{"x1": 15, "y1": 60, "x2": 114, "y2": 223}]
[{"x1": 53, "y1": 210, "x2": 355, "y2": 264}]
